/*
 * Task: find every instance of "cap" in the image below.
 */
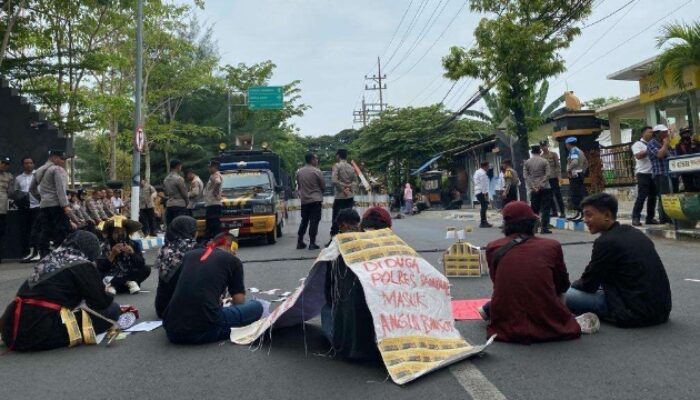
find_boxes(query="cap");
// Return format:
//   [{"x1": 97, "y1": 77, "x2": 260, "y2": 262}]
[
  {"x1": 48, "y1": 149, "x2": 71, "y2": 159},
  {"x1": 1, "y1": 156, "x2": 10, "y2": 164},
  {"x1": 565, "y1": 137, "x2": 578, "y2": 144},
  {"x1": 502, "y1": 201, "x2": 539, "y2": 224},
  {"x1": 539, "y1": 140, "x2": 549, "y2": 147},
  {"x1": 653, "y1": 124, "x2": 669, "y2": 132},
  {"x1": 361, "y1": 206, "x2": 392, "y2": 228},
  {"x1": 530, "y1": 145, "x2": 541, "y2": 153},
  {"x1": 680, "y1": 127, "x2": 692, "y2": 135}
]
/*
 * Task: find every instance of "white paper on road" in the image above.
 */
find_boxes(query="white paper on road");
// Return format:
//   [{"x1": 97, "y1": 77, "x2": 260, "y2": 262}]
[
  {"x1": 125, "y1": 320, "x2": 163, "y2": 332},
  {"x1": 231, "y1": 229, "x2": 491, "y2": 385},
  {"x1": 95, "y1": 332, "x2": 106, "y2": 345}
]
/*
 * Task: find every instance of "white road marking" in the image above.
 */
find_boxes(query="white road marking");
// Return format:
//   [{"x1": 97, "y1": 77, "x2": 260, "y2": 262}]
[
  {"x1": 685, "y1": 279, "x2": 700, "y2": 282},
  {"x1": 450, "y1": 362, "x2": 507, "y2": 400}
]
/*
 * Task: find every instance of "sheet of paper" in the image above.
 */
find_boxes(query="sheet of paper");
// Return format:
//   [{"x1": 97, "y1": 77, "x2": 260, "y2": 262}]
[
  {"x1": 261, "y1": 289, "x2": 280, "y2": 295},
  {"x1": 124, "y1": 320, "x2": 163, "y2": 332},
  {"x1": 451, "y1": 298, "x2": 490, "y2": 320},
  {"x1": 249, "y1": 287, "x2": 260, "y2": 293},
  {"x1": 116, "y1": 332, "x2": 130, "y2": 340},
  {"x1": 95, "y1": 332, "x2": 106, "y2": 345}
]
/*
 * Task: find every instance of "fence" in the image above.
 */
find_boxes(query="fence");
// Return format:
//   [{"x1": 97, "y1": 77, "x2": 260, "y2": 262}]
[{"x1": 600, "y1": 143, "x2": 636, "y2": 187}]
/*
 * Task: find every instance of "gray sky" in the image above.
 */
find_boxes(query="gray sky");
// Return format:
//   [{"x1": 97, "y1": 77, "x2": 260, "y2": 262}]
[{"x1": 187, "y1": 0, "x2": 700, "y2": 137}]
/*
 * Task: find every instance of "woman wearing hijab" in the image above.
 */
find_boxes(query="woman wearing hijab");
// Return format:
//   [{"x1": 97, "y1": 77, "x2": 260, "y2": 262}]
[
  {"x1": 0, "y1": 231, "x2": 120, "y2": 352},
  {"x1": 154, "y1": 216, "x2": 199, "y2": 318},
  {"x1": 97, "y1": 216, "x2": 150, "y2": 295},
  {"x1": 403, "y1": 183, "x2": 413, "y2": 215}
]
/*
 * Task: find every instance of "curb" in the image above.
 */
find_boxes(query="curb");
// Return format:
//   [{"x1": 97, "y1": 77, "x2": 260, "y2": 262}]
[{"x1": 134, "y1": 234, "x2": 164, "y2": 250}]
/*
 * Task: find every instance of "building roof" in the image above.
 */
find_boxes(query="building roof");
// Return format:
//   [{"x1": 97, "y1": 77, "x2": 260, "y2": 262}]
[
  {"x1": 607, "y1": 56, "x2": 657, "y2": 81},
  {"x1": 595, "y1": 95, "x2": 645, "y2": 119}
]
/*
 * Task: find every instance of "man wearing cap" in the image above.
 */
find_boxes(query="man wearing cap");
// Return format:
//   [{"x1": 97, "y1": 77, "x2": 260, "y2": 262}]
[
  {"x1": 565, "y1": 137, "x2": 588, "y2": 222},
  {"x1": 0, "y1": 157, "x2": 13, "y2": 263},
  {"x1": 647, "y1": 125, "x2": 677, "y2": 224},
  {"x1": 185, "y1": 168, "x2": 204, "y2": 211},
  {"x1": 479, "y1": 201, "x2": 592, "y2": 343},
  {"x1": 541, "y1": 141, "x2": 566, "y2": 219},
  {"x1": 631, "y1": 126, "x2": 659, "y2": 226},
  {"x1": 14, "y1": 156, "x2": 42, "y2": 262},
  {"x1": 329, "y1": 149, "x2": 358, "y2": 240},
  {"x1": 163, "y1": 159, "x2": 189, "y2": 226},
  {"x1": 29, "y1": 150, "x2": 72, "y2": 258},
  {"x1": 524, "y1": 145, "x2": 553, "y2": 234},
  {"x1": 203, "y1": 160, "x2": 223, "y2": 239},
  {"x1": 296, "y1": 153, "x2": 325, "y2": 250}
]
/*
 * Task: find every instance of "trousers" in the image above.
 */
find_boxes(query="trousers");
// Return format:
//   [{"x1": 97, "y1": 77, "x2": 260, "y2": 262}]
[
  {"x1": 632, "y1": 173, "x2": 657, "y2": 221},
  {"x1": 38, "y1": 207, "x2": 71, "y2": 257},
  {"x1": 530, "y1": 188, "x2": 552, "y2": 229},
  {"x1": 139, "y1": 207, "x2": 158, "y2": 236},
  {"x1": 165, "y1": 300, "x2": 263, "y2": 345},
  {"x1": 569, "y1": 176, "x2": 586, "y2": 212},
  {"x1": 549, "y1": 178, "x2": 565, "y2": 216},
  {"x1": 165, "y1": 206, "x2": 188, "y2": 227},
  {"x1": 476, "y1": 193, "x2": 489, "y2": 224},
  {"x1": 298, "y1": 201, "x2": 322, "y2": 242},
  {"x1": 205, "y1": 205, "x2": 222, "y2": 240}
]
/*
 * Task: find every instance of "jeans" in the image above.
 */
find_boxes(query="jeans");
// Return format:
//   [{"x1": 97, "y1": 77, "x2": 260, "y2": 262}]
[
  {"x1": 654, "y1": 175, "x2": 673, "y2": 223},
  {"x1": 166, "y1": 300, "x2": 263, "y2": 345},
  {"x1": 38, "y1": 206, "x2": 71, "y2": 257},
  {"x1": 632, "y1": 173, "x2": 657, "y2": 222},
  {"x1": 330, "y1": 197, "x2": 354, "y2": 237},
  {"x1": 476, "y1": 193, "x2": 489, "y2": 224},
  {"x1": 205, "y1": 205, "x2": 222, "y2": 240},
  {"x1": 549, "y1": 178, "x2": 565, "y2": 216},
  {"x1": 298, "y1": 201, "x2": 322, "y2": 242},
  {"x1": 565, "y1": 288, "x2": 608, "y2": 317},
  {"x1": 530, "y1": 188, "x2": 552, "y2": 230}
]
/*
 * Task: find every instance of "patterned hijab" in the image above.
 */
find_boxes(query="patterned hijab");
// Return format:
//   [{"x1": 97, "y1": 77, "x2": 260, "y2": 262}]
[
  {"x1": 28, "y1": 231, "x2": 100, "y2": 287},
  {"x1": 156, "y1": 216, "x2": 198, "y2": 282}
]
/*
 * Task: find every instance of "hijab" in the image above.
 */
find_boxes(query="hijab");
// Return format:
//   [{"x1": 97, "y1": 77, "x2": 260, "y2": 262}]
[
  {"x1": 28, "y1": 231, "x2": 100, "y2": 287},
  {"x1": 156, "y1": 216, "x2": 198, "y2": 281}
]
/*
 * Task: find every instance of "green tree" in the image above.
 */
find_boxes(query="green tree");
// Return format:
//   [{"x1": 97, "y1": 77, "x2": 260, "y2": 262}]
[
  {"x1": 443, "y1": 0, "x2": 592, "y2": 180},
  {"x1": 655, "y1": 21, "x2": 700, "y2": 90}
]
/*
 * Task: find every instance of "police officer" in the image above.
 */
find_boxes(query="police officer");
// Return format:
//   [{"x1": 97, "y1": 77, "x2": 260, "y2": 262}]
[
  {"x1": 565, "y1": 137, "x2": 588, "y2": 222},
  {"x1": 30, "y1": 149, "x2": 72, "y2": 258},
  {"x1": 15, "y1": 156, "x2": 41, "y2": 262},
  {"x1": 203, "y1": 160, "x2": 223, "y2": 239},
  {"x1": 0, "y1": 156, "x2": 13, "y2": 263},
  {"x1": 163, "y1": 159, "x2": 189, "y2": 226}
]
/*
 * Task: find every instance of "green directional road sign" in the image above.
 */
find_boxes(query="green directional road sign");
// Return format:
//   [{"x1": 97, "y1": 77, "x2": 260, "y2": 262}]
[{"x1": 247, "y1": 86, "x2": 284, "y2": 110}]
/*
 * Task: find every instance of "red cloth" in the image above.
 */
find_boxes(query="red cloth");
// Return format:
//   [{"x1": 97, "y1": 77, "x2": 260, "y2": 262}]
[
  {"x1": 486, "y1": 235, "x2": 581, "y2": 344},
  {"x1": 452, "y1": 299, "x2": 490, "y2": 320}
]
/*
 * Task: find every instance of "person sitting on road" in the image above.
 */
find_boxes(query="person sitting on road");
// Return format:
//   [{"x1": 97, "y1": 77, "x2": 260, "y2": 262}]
[
  {"x1": 163, "y1": 231, "x2": 262, "y2": 345},
  {"x1": 480, "y1": 201, "x2": 597, "y2": 344},
  {"x1": 97, "y1": 216, "x2": 150, "y2": 295},
  {"x1": 360, "y1": 206, "x2": 392, "y2": 231},
  {"x1": 0, "y1": 231, "x2": 121, "y2": 352},
  {"x1": 321, "y1": 208, "x2": 382, "y2": 360},
  {"x1": 155, "y1": 216, "x2": 199, "y2": 319},
  {"x1": 565, "y1": 193, "x2": 672, "y2": 328}
]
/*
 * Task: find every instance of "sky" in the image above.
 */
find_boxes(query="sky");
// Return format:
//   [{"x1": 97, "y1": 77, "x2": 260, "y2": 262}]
[{"x1": 184, "y1": 0, "x2": 700, "y2": 137}]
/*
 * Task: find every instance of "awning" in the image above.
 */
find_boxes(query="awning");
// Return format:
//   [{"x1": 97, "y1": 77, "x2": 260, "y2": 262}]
[{"x1": 411, "y1": 154, "x2": 443, "y2": 176}]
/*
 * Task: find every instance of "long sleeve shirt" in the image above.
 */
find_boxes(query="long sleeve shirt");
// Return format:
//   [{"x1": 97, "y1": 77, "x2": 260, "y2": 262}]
[
  {"x1": 566, "y1": 146, "x2": 588, "y2": 177},
  {"x1": 187, "y1": 176, "x2": 204, "y2": 209},
  {"x1": 296, "y1": 165, "x2": 325, "y2": 204},
  {"x1": 0, "y1": 171, "x2": 12, "y2": 214},
  {"x1": 30, "y1": 162, "x2": 69, "y2": 208},
  {"x1": 86, "y1": 197, "x2": 108, "y2": 221},
  {"x1": 332, "y1": 160, "x2": 358, "y2": 200},
  {"x1": 139, "y1": 183, "x2": 156, "y2": 209},
  {"x1": 503, "y1": 167, "x2": 520, "y2": 194},
  {"x1": 472, "y1": 168, "x2": 490, "y2": 195},
  {"x1": 203, "y1": 171, "x2": 223, "y2": 207},
  {"x1": 542, "y1": 151, "x2": 561, "y2": 179},
  {"x1": 15, "y1": 172, "x2": 40, "y2": 208},
  {"x1": 164, "y1": 172, "x2": 188, "y2": 208},
  {"x1": 524, "y1": 155, "x2": 551, "y2": 191}
]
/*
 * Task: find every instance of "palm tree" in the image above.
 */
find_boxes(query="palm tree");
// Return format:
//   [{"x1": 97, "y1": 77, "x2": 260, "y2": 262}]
[
  {"x1": 655, "y1": 22, "x2": 700, "y2": 90},
  {"x1": 462, "y1": 80, "x2": 564, "y2": 127}
]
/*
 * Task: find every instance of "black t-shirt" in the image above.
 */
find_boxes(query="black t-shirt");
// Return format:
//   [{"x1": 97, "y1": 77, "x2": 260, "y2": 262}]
[{"x1": 162, "y1": 248, "x2": 245, "y2": 334}]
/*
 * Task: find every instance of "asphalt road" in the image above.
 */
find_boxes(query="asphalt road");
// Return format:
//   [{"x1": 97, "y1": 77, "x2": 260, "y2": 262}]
[{"x1": 1, "y1": 213, "x2": 698, "y2": 400}]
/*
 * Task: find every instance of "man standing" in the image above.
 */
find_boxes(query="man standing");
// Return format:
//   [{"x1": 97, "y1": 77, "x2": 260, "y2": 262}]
[
  {"x1": 0, "y1": 157, "x2": 13, "y2": 263},
  {"x1": 565, "y1": 137, "x2": 588, "y2": 222},
  {"x1": 14, "y1": 157, "x2": 41, "y2": 261},
  {"x1": 203, "y1": 160, "x2": 223, "y2": 240},
  {"x1": 647, "y1": 124, "x2": 676, "y2": 224},
  {"x1": 163, "y1": 159, "x2": 189, "y2": 226},
  {"x1": 501, "y1": 159, "x2": 519, "y2": 207},
  {"x1": 329, "y1": 149, "x2": 358, "y2": 239},
  {"x1": 473, "y1": 161, "x2": 492, "y2": 228},
  {"x1": 186, "y1": 169, "x2": 204, "y2": 211},
  {"x1": 541, "y1": 141, "x2": 565, "y2": 218},
  {"x1": 524, "y1": 145, "x2": 553, "y2": 234},
  {"x1": 631, "y1": 126, "x2": 658, "y2": 226},
  {"x1": 139, "y1": 179, "x2": 158, "y2": 237},
  {"x1": 29, "y1": 149, "x2": 71, "y2": 258},
  {"x1": 296, "y1": 153, "x2": 325, "y2": 250}
]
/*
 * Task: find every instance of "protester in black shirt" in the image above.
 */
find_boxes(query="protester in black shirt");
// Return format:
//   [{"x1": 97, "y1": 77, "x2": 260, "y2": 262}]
[
  {"x1": 163, "y1": 232, "x2": 262, "y2": 344},
  {"x1": 0, "y1": 231, "x2": 120, "y2": 351},
  {"x1": 155, "y1": 216, "x2": 198, "y2": 318},
  {"x1": 565, "y1": 193, "x2": 672, "y2": 327},
  {"x1": 97, "y1": 216, "x2": 150, "y2": 295}
]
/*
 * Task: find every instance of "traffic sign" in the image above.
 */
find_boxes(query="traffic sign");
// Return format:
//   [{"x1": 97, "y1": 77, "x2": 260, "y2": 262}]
[
  {"x1": 247, "y1": 86, "x2": 284, "y2": 110},
  {"x1": 134, "y1": 126, "x2": 145, "y2": 152}
]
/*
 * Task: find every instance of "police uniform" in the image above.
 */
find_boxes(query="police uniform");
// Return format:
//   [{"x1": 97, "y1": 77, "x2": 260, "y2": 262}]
[
  {"x1": 0, "y1": 157, "x2": 13, "y2": 263},
  {"x1": 203, "y1": 160, "x2": 223, "y2": 239}
]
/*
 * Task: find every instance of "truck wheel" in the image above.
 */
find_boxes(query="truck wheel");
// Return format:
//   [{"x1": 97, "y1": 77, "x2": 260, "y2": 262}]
[
  {"x1": 276, "y1": 219, "x2": 283, "y2": 237},
  {"x1": 266, "y1": 221, "x2": 278, "y2": 244}
]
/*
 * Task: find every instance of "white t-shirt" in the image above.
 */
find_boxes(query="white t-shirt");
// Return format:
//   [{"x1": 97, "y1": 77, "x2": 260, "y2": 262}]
[
  {"x1": 473, "y1": 168, "x2": 490, "y2": 195},
  {"x1": 631, "y1": 140, "x2": 652, "y2": 174}
]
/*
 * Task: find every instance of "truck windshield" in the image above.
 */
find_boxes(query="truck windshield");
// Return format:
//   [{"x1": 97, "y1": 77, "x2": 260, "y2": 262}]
[{"x1": 222, "y1": 172, "x2": 271, "y2": 190}]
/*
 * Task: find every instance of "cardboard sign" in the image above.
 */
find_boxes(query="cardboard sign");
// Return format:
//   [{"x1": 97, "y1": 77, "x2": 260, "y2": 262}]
[{"x1": 230, "y1": 229, "x2": 492, "y2": 385}]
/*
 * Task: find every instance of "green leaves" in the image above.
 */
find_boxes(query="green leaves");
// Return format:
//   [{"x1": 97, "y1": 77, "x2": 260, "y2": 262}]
[{"x1": 655, "y1": 21, "x2": 700, "y2": 90}]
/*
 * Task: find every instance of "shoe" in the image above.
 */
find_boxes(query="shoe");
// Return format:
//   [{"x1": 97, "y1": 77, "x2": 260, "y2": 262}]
[
  {"x1": 478, "y1": 305, "x2": 489, "y2": 322},
  {"x1": 576, "y1": 312, "x2": 600, "y2": 334},
  {"x1": 105, "y1": 285, "x2": 117, "y2": 295},
  {"x1": 632, "y1": 219, "x2": 642, "y2": 227},
  {"x1": 20, "y1": 248, "x2": 38, "y2": 263},
  {"x1": 29, "y1": 253, "x2": 41, "y2": 262},
  {"x1": 645, "y1": 219, "x2": 660, "y2": 225},
  {"x1": 308, "y1": 243, "x2": 320, "y2": 250},
  {"x1": 566, "y1": 212, "x2": 580, "y2": 221},
  {"x1": 479, "y1": 223, "x2": 493, "y2": 228},
  {"x1": 296, "y1": 242, "x2": 307, "y2": 250},
  {"x1": 126, "y1": 281, "x2": 140, "y2": 294},
  {"x1": 540, "y1": 229, "x2": 553, "y2": 234}
]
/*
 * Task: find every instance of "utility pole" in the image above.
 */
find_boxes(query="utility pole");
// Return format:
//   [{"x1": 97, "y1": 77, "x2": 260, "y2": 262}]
[
  {"x1": 364, "y1": 57, "x2": 388, "y2": 112},
  {"x1": 227, "y1": 89, "x2": 231, "y2": 137},
  {"x1": 130, "y1": 0, "x2": 143, "y2": 222},
  {"x1": 353, "y1": 96, "x2": 368, "y2": 128}
]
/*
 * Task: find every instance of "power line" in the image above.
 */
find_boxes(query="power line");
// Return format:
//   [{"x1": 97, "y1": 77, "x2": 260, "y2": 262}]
[
  {"x1": 439, "y1": 79, "x2": 460, "y2": 104},
  {"x1": 383, "y1": 0, "x2": 430, "y2": 70},
  {"x1": 378, "y1": 0, "x2": 416, "y2": 60},
  {"x1": 407, "y1": 74, "x2": 442, "y2": 105},
  {"x1": 581, "y1": 0, "x2": 635, "y2": 29}
]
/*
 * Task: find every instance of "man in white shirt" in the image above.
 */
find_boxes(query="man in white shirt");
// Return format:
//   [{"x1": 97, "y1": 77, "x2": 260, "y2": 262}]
[
  {"x1": 14, "y1": 156, "x2": 41, "y2": 261},
  {"x1": 473, "y1": 161, "x2": 492, "y2": 228},
  {"x1": 631, "y1": 126, "x2": 658, "y2": 226}
]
